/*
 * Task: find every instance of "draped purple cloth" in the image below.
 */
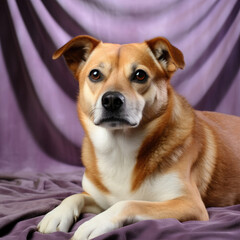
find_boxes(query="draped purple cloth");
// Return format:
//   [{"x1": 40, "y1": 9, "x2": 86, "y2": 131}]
[{"x1": 0, "y1": 0, "x2": 240, "y2": 239}]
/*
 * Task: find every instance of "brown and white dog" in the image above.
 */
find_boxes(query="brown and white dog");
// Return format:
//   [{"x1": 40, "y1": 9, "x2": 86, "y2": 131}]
[{"x1": 38, "y1": 35, "x2": 240, "y2": 240}]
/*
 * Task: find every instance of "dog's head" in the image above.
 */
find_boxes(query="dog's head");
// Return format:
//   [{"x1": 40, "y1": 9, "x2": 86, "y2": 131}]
[{"x1": 53, "y1": 35, "x2": 185, "y2": 129}]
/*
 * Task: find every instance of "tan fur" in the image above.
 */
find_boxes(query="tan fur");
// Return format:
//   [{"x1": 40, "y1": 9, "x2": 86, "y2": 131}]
[
  {"x1": 81, "y1": 135, "x2": 109, "y2": 194},
  {"x1": 38, "y1": 35, "x2": 240, "y2": 239}
]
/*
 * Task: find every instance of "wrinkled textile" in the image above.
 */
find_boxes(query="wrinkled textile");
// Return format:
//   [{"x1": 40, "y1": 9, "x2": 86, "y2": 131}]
[
  {"x1": 0, "y1": 0, "x2": 240, "y2": 239},
  {"x1": 1, "y1": 172, "x2": 240, "y2": 240}
]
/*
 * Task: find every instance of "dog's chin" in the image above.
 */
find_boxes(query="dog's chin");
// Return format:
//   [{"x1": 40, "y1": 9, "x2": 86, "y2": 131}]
[{"x1": 94, "y1": 117, "x2": 138, "y2": 129}]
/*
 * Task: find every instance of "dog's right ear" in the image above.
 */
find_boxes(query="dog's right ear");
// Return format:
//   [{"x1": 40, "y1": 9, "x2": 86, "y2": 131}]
[{"x1": 52, "y1": 35, "x2": 100, "y2": 77}]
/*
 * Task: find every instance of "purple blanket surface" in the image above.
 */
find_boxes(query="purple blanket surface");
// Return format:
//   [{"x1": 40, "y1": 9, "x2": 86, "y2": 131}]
[{"x1": 1, "y1": 170, "x2": 240, "y2": 240}]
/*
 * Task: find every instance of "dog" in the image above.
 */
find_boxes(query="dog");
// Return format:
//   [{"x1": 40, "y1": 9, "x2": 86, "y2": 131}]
[{"x1": 38, "y1": 35, "x2": 240, "y2": 240}]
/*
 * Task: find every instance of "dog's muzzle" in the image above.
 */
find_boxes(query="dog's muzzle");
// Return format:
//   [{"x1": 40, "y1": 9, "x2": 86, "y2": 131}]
[{"x1": 94, "y1": 91, "x2": 139, "y2": 128}]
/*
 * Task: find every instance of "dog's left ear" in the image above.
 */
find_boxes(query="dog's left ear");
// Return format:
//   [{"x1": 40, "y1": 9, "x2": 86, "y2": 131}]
[
  {"x1": 146, "y1": 37, "x2": 185, "y2": 73},
  {"x1": 52, "y1": 35, "x2": 100, "y2": 77}
]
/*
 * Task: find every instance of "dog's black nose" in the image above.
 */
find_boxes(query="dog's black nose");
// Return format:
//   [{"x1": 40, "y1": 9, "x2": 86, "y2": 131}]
[{"x1": 102, "y1": 91, "x2": 125, "y2": 112}]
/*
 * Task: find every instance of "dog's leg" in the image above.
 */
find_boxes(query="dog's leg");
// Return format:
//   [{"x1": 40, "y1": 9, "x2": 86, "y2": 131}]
[
  {"x1": 38, "y1": 193, "x2": 102, "y2": 233},
  {"x1": 71, "y1": 196, "x2": 208, "y2": 240}
]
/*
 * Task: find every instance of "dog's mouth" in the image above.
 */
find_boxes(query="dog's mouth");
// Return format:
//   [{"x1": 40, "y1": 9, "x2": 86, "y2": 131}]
[{"x1": 95, "y1": 117, "x2": 137, "y2": 128}]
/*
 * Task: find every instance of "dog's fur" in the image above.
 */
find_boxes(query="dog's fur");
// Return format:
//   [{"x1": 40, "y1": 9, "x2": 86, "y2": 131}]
[{"x1": 38, "y1": 36, "x2": 240, "y2": 240}]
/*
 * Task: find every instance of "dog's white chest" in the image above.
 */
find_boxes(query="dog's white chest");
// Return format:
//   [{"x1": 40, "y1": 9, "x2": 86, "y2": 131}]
[
  {"x1": 84, "y1": 125, "x2": 183, "y2": 209},
  {"x1": 93, "y1": 127, "x2": 142, "y2": 193}
]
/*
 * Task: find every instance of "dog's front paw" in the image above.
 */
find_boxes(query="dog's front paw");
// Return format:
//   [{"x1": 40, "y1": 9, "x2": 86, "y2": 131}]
[
  {"x1": 71, "y1": 212, "x2": 119, "y2": 240},
  {"x1": 38, "y1": 204, "x2": 79, "y2": 234}
]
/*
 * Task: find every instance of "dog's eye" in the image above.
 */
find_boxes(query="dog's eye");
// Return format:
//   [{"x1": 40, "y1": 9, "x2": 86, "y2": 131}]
[
  {"x1": 132, "y1": 70, "x2": 148, "y2": 83},
  {"x1": 136, "y1": 70, "x2": 146, "y2": 81},
  {"x1": 89, "y1": 69, "x2": 103, "y2": 82}
]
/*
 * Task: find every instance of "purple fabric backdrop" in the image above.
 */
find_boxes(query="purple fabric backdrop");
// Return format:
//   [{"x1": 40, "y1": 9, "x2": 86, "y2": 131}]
[{"x1": 0, "y1": 0, "x2": 240, "y2": 239}]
